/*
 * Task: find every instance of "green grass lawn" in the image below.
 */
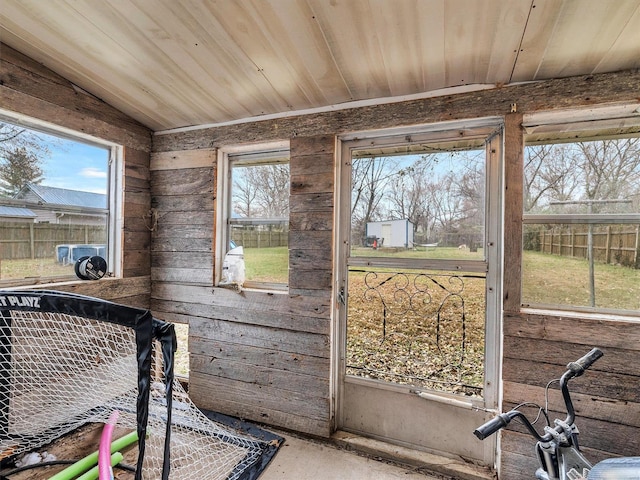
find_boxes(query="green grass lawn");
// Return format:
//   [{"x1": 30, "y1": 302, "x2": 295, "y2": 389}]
[
  {"x1": 242, "y1": 246, "x2": 289, "y2": 283},
  {"x1": 350, "y1": 246, "x2": 639, "y2": 311},
  {"x1": 241, "y1": 245, "x2": 485, "y2": 284},
  {"x1": 8, "y1": 247, "x2": 636, "y2": 382},
  {"x1": 0, "y1": 258, "x2": 73, "y2": 280},
  {"x1": 351, "y1": 245, "x2": 485, "y2": 260},
  {"x1": 522, "y1": 250, "x2": 640, "y2": 311}
]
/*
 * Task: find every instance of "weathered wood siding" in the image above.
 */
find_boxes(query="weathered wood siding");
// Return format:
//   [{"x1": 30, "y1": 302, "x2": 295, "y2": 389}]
[
  {"x1": 501, "y1": 312, "x2": 640, "y2": 478},
  {"x1": 153, "y1": 70, "x2": 640, "y2": 152},
  {"x1": 0, "y1": 43, "x2": 152, "y2": 307},
  {"x1": 46, "y1": 277, "x2": 151, "y2": 309},
  {"x1": 149, "y1": 137, "x2": 334, "y2": 436},
  {"x1": 150, "y1": 149, "x2": 216, "y2": 287},
  {"x1": 151, "y1": 69, "x2": 640, "y2": 464}
]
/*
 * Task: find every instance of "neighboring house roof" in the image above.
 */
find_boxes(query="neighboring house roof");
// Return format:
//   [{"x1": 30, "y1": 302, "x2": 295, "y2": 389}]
[
  {"x1": 0, "y1": 206, "x2": 36, "y2": 218},
  {"x1": 14, "y1": 183, "x2": 107, "y2": 209}
]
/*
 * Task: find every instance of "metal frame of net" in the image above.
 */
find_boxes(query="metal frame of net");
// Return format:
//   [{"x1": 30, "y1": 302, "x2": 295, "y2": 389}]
[{"x1": 0, "y1": 290, "x2": 279, "y2": 479}]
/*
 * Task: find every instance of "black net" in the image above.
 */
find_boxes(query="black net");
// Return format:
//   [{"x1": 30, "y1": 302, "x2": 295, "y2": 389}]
[{"x1": 0, "y1": 290, "x2": 280, "y2": 479}]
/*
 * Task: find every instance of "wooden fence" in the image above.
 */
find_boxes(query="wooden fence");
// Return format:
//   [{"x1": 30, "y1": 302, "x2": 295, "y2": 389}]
[
  {"x1": 528, "y1": 225, "x2": 640, "y2": 268},
  {"x1": 231, "y1": 228, "x2": 288, "y2": 249},
  {"x1": 0, "y1": 221, "x2": 106, "y2": 260}
]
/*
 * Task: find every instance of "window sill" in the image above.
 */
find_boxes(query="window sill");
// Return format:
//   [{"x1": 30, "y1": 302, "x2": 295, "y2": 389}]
[
  {"x1": 216, "y1": 282, "x2": 289, "y2": 295},
  {"x1": 521, "y1": 305, "x2": 640, "y2": 323},
  {"x1": 1, "y1": 275, "x2": 120, "y2": 291}
]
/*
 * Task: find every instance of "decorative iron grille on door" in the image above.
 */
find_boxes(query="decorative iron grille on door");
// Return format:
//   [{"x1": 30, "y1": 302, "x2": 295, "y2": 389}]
[{"x1": 346, "y1": 268, "x2": 486, "y2": 397}]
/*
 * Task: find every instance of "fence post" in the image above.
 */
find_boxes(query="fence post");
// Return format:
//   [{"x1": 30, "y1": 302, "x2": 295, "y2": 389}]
[
  {"x1": 558, "y1": 228, "x2": 563, "y2": 255},
  {"x1": 29, "y1": 223, "x2": 35, "y2": 260},
  {"x1": 605, "y1": 225, "x2": 612, "y2": 264},
  {"x1": 635, "y1": 226, "x2": 640, "y2": 268},
  {"x1": 569, "y1": 226, "x2": 576, "y2": 257}
]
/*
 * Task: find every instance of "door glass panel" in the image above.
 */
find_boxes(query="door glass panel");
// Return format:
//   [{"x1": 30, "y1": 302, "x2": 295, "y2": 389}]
[
  {"x1": 347, "y1": 268, "x2": 486, "y2": 398},
  {"x1": 350, "y1": 147, "x2": 486, "y2": 260}
]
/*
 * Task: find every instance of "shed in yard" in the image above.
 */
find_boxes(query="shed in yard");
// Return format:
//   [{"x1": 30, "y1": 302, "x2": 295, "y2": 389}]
[{"x1": 366, "y1": 219, "x2": 414, "y2": 248}]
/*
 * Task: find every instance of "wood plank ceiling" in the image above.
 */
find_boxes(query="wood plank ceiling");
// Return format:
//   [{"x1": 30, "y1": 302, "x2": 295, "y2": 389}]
[{"x1": 1, "y1": 0, "x2": 640, "y2": 132}]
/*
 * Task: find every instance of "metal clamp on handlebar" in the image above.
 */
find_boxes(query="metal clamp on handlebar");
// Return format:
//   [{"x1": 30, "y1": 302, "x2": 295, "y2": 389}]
[
  {"x1": 543, "y1": 419, "x2": 577, "y2": 447},
  {"x1": 544, "y1": 424, "x2": 565, "y2": 444},
  {"x1": 474, "y1": 349, "x2": 605, "y2": 449}
]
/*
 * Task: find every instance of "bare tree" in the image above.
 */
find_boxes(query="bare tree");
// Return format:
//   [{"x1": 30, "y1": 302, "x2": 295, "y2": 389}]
[
  {"x1": 0, "y1": 122, "x2": 50, "y2": 197},
  {"x1": 525, "y1": 138, "x2": 640, "y2": 213},
  {"x1": 386, "y1": 155, "x2": 440, "y2": 239},
  {"x1": 350, "y1": 156, "x2": 397, "y2": 241},
  {"x1": 524, "y1": 144, "x2": 582, "y2": 212},
  {"x1": 452, "y1": 152, "x2": 485, "y2": 247},
  {"x1": 232, "y1": 168, "x2": 259, "y2": 217},
  {"x1": 578, "y1": 138, "x2": 640, "y2": 211},
  {"x1": 365, "y1": 150, "x2": 486, "y2": 246},
  {"x1": 430, "y1": 171, "x2": 465, "y2": 232},
  {"x1": 232, "y1": 163, "x2": 289, "y2": 217}
]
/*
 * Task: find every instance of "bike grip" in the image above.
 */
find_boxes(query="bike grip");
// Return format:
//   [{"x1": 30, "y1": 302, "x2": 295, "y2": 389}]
[
  {"x1": 473, "y1": 413, "x2": 511, "y2": 440},
  {"x1": 567, "y1": 348, "x2": 603, "y2": 376}
]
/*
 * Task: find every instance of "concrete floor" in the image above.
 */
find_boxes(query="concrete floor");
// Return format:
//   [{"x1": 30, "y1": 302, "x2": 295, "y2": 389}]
[
  {"x1": 259, "y1": 431, "x2": 493, "y2": 480},
  {"x1": 260, "y1": 434, "x2": 442, "y2": 480}
]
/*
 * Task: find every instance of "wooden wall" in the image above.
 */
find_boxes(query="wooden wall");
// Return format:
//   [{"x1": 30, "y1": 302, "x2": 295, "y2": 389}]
[
  {"x1": 0, "y1": 43, "x2": 153, "y2": 307},
  {"x1": 501, "y1": 312, "x2": 640, "y2": 478},
  {"x1": 151, "y1": 68, "x2": 640, "y2": 471},
  {"x1": 149, "y1": 137, "x2": 335, "y2": 436}
]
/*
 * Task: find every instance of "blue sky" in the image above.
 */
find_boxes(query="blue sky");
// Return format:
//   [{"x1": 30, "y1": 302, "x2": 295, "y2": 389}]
[{"x1": 39, "y1": 133, "x2": 109, "y2": 195}]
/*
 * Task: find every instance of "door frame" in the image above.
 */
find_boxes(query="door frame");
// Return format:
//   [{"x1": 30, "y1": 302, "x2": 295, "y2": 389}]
[{"x1": 331, "y1": 118, "x2": 504, "y2": 466}]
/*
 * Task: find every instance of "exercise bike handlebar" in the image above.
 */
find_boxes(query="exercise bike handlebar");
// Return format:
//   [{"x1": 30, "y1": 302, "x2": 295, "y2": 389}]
[
  {"x1": 474, "y1": 348, "x2": 604, "y2": 442},
  {"x1": 474, "y1": 410, "x2": 542, "y2": 441},
  {"x1": 566, "y1": 347, "x2": 604, "y2": 378}
]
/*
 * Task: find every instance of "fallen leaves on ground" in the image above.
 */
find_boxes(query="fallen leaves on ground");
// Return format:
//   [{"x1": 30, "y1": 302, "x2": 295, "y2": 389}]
[{"x1": 347, "y1": 270, "x2": 485, "y2": 397}]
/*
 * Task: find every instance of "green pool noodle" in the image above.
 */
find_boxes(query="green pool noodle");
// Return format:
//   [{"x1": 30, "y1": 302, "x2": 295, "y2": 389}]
[
  {"x1": 76, "y1": 451, "x2": 124, "y2": 480},
  {"x1": 48, "y1": 430, "x2": 138, "y2": 480}
]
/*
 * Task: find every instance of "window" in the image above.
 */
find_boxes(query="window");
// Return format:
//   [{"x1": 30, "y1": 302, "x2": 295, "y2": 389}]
[
  {"x1": 0, "y1": 113, "x2": 122, "y2": 285},
  {"x1": 217, "y1": 142, "x2": 289, "y2": 290},
  {"x1": 350, "y1": 141, "x2": 486, "y2": 261},
  {"x1": 522, "y1": 133, "x2": 640, "y2": 314}
]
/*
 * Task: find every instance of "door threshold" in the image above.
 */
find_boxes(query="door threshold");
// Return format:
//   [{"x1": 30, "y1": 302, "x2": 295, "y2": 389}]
[{"x1": 331, "y1": 431, "x2": 495, "y2": 480}]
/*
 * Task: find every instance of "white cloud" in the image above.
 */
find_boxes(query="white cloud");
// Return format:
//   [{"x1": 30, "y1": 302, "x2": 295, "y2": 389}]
[{"x1": 80, "y1": 167, "x2": 107, "y2": 178}]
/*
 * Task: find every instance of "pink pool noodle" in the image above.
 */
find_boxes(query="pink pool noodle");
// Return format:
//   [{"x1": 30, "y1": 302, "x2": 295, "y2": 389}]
[{"x1": 98, "y1": 411, "x2": 120, "y2": 480}]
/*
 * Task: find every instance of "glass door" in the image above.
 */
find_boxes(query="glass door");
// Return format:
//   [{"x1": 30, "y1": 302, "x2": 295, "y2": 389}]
[{"x1": 335, "y1": 122, "x2": 503, "y2": 465}]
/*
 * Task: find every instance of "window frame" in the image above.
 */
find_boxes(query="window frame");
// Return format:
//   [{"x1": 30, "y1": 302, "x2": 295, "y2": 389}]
[
  {"x1": 215, "y1": 140, "x2": 290, "y2": 291},
  {"x1": 521, "y1": 106, "x2": 640, "y2": 316},
  {"x1": 0, "y1": 110, "x2": 123, "y2": 285}
]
